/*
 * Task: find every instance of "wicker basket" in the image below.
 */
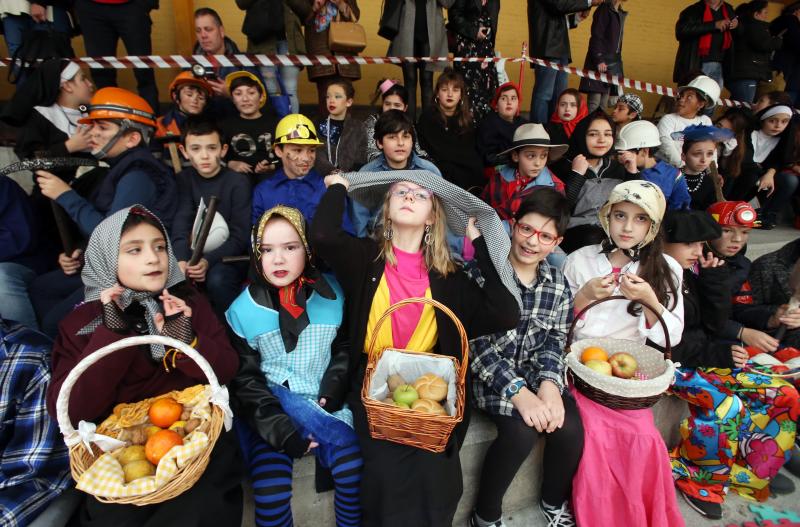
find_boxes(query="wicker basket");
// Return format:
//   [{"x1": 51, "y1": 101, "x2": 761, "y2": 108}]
[
  {"x1": 565, "y1": 296, "x2": 677, "y2": 410},
  {"x1": 56, "y1": 335, "x2": 227, "y2": 505},
  {"x1": 360, "y1": 297, "x2": 468, "y2": 453}
]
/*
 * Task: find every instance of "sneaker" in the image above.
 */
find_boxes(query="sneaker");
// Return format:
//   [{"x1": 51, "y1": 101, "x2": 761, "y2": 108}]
[
  {"x1": 469, "y1": 511, "x2": 506, "y2": 527},
  {"x1": 539, "y1": 500, "x2": 576, "y2": 527},
  {"x1": 680, "y1": 490, "x2": 722, "y2": 520},
  {"x1": 770, "y1": 471, "x2": 796, "y2": 495}
]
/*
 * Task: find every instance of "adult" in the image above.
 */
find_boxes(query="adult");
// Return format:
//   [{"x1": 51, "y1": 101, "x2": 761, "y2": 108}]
[
  {"x1": 387, "y1": 0, "x2": 453, "y2": 118},
  {"x1": 73, "y1": 0, "x2": 159, "y2": 114},
  {"x1": 448, "y1": 0, "x2": 500, "y2": 124},
  {"x1": 578, "y1": 0, "x2": 628, "y2": 113},
  {"x1": 0, "y1": 1, "x2": 72, "y2": 57},
  {"x1": 527, "y1": 0, "x2": 602, "y2": 124},
  {"x1": 725, "y1": 1, "x2": 783, "y2": 104},
  {"x1": 770, "y1": 1, "x2": 800, "y2": 107},
  {"x1": 673, "y1": 0, "x2": 738, "y2": 90},
  {"x1": 304, "y1": 0, "x2": 361, "y2": 116},
  {"x1": 235, "y1": 0, "x2": 309, "y2": 114}
]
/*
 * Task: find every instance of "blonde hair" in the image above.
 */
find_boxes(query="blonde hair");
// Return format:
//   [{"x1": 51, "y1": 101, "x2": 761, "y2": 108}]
[{"x1": 376, "y1": 190, "x2": 456, "y2": 276}]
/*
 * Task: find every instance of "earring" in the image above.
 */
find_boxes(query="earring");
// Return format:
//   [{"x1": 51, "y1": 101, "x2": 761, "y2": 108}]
[
  {"x1": 424, "y1": 224, "x2": 432, "y2": 245},
  {"x1": 384, "y1": 220, "x2": 393, "y2": 240}
]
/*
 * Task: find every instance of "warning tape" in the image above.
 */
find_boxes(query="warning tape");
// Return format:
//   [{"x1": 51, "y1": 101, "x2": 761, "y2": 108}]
[{"x1": 0, "y1": 52, "x2": 752, "y2": 108}]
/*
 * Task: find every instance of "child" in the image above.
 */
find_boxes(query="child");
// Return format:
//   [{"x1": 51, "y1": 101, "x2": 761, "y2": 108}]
[
  {"x1": 417, "y1": 68, "x2": 485, "y2": 193},
  {"x1": 656, "y1": 75, "x2": 719, "y2": 167},
  {"x1": 45, "y1": 206, "x2": 243, "y2": 525},
  {"x1": 662, "y1": 209, "x2": 800, "y2": 518},
  {"x1": 312, "y1": 171, "x2": 519, "y2": 526},
  {"x1": 468, "y1": 189, "x2": 584, "y2": 527},
  {"x1": 549, "y1": 109, "x2": 633, "y2": 254},
  {"x1": 611, "y1": 92, "x2": 643, "y2": 129},
  {"x1": 364, "y1": 79, "x2": 429, "y2": 162},
  {"x1": 352, "y1": 110, "x2": 442, "y2": 237},
  {"x1": 670, "y1": 125, "x2": 735, "y2": 211},
  {"x1": 476, "y1": 82, "x2": 528, "y2": 167},
  {"x1": 171, "y1": 118, "x2": 251, "y2": 318},
  {"x1": 227, "y1": 205, "x2": 362, "y2": 527},
  {"x1": 615, "y1": 120, "x2": 691, "y2": 210},
  {"x1": 482, "y1": 123, "x2": 567, "y2": 221},
  {"x1": 219, "y1": 71, "x2": 280, "y2": 183},
  {"x1": 546, "y1": 88, "x2": 589, "y2": 147},
  {"x1": 563, "y1": 180, "x2": 685, "y2": 526},
  {"x1": 252, "y1": 114, "x2": 354, "y2": 233},
  {"x1": 315, "y1": 79, "x2": 367, "y2": 177},
  {"x1": 716, "y1": 107, "x2": 751, "y2": 191}
]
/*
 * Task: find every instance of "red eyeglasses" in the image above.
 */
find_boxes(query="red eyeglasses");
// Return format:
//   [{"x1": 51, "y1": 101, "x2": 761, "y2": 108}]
[{"x1": 514, "y1": 222, "x2": 558, "y2": 246}]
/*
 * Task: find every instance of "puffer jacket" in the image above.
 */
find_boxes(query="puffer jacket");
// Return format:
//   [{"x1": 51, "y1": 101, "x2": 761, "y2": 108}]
[{"x1": 725, "y1": 15, "x2": 782, "y2": 82}]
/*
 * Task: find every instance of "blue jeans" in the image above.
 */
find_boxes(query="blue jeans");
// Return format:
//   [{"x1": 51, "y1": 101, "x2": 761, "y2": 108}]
[
  {"x1": 531, "y1": 57, "x2": 569, "y2": 124},
  {"x1": 259, "y1": 40, "x2": 300, "y2": 114},
  {"x1": 1, "y1": 9, "x2": 71, "y2": 56},
  {"x1": 728, "y1": 79, "x2": 757, "y2": 104},
  {"x1": 701, "y1": 61, "x2": 723, "y2": 116},
  {"x1": 0, "y1": 262, "x2": 39, "y2": 329}
]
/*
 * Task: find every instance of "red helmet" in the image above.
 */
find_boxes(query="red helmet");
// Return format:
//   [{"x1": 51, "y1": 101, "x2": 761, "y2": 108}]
[{"x1": 707, "y1": 201, "x2": 757, "y2": 228}]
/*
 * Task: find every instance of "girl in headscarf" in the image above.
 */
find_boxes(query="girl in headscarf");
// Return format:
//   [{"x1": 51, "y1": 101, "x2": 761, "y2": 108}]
[
  {"x1": 562, "y1": 180, "x2": 685, "y2": 527},
  {"x1": 45, "y1": 205, "x2": 243, "y2": 526},
  {"x1": 226, "y1": 205, "x2": 362, "y2": 527}
]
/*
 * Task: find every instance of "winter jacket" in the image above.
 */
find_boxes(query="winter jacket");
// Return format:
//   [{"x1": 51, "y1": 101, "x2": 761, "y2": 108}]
[
  {"x1": 476, "y1": 112, "x2": 528, "y2": 167},
  {"x1": 314, "y1": 115, "x2": 367, "y2": 176},
  {"x1": 527, "y1": 0, "x2": 591, "y2": 62},
  {"x1": 771, "y1": 13, "x2": 800, "y2": 91},
  {"x1": 578, "y1": 0, "x2": 627, "y2": 95},
  {"x1": 447, "y1": 0, "x2": 500, "y2": 45},
  {"x1": 725, "y1": 16, "x2": 782, "y2": 82},
  {"x1": 750, "y1": 239, "x2": 800, "y2": 314},
  {"x1": 388, "y1": 0, "x2": 454, "y2": 73},
  {"x1": 639, "y1": 160, "x2": 691, "y2": 210},
  {"x1": 673, "y1": 0, "x2": 735, "y2": 83},
  {"x1": 235, "y1": 0, "x2": 310, "y2": 55}
]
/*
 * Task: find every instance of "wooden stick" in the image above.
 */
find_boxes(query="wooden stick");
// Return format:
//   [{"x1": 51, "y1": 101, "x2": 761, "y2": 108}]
[
  {"x1": 188, "y1": 196, "x2": 219, "y2": 266},
  {"x1": 51, "y1": 201, "x2": 76, "y2": 255},
  {"x1": 167, "y1": 142, "x2": 182, "y2": 174},
  {"x1": 221, "y1": 255, "x2": 250, "y2": 264}
]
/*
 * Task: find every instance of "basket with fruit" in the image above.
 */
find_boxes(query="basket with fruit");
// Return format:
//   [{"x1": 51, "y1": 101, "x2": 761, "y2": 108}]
[
  {"x1": 361, "y1": 298, "x2": 467, "y2": 453},
  {"x1": 55, "y1": 335, "x2": 232, "y2": 505},
  {"x1": 565, "y1": 296, "x2": 678, "y2": 410}
]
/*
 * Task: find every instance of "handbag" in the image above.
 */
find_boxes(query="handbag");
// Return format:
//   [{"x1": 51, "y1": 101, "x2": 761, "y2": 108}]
[
  {"x1": 8, "y1": 28, "x2": 74, "y2": 84},
  {"x1": 378, "y1": 0, "x2": 403, "y2": 41},
  {"x1": 242, "y1": 0, "x2": 284, "y2": 43},
  {"x1": 328, "y1": 12, "x2": 367, "y2": 54},
  {"x1": 268, "y1": 70, "x2": 292, "y2": 118}
]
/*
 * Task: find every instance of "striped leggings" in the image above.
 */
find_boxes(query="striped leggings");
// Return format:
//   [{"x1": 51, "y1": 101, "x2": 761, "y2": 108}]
[{"x1": 237, "y1": 421, "x2": 362, "y2": 527}]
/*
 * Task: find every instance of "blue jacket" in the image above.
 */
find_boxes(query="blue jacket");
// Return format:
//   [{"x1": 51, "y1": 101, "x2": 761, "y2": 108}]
[{"x1": 640, "y1": 160, "x2": 691, "y2": 210}]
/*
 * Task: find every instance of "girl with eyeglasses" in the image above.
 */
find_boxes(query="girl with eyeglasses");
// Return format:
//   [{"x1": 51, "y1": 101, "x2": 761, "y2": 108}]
[{"x1": 311, "y1": 172, "x2": 519, "y2": 527}]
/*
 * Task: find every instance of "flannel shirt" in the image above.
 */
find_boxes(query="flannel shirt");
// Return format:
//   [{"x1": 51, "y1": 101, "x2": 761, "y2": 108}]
[
  {"x1": 0, "y1": 322, "x2": 71, "y2": 527},
  {"x1": 466, "y1": 260, "x2": 573, "y2": 418}
]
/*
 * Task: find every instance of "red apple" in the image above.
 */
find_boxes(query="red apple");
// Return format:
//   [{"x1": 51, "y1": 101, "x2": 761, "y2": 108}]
[
  {"x1": 584, "y1": 359, "x2": 612, "y2": 376},
  {"x1": 608, "y1": 352, "x2": 638, "y2": 379}
]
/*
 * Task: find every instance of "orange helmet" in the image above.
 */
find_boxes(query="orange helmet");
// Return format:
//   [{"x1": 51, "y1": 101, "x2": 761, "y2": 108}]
[
  {"x1": 168, "y1": 71, "x2": 212, "y2": 99},
  {"x1": 79, "y1": 87, "x2": 157, "y2": 128}
]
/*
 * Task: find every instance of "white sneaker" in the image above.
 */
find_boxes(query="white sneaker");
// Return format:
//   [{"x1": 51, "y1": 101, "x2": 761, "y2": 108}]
[
  {"x1": 469, "y1": 511, "x2": 506, "y2": 527},
  {"x1": 539, "y1": 500, "x2": 576, "y2": 527}
]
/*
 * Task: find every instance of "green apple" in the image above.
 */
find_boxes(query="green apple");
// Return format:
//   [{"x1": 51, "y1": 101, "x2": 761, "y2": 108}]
[
  {"x1": 584, "y1": 359, "x2": 613, "y2": 376},
  {"x1": 392, "y1": 384, "x2": 419, "y2": 406},
  {"x1": 394, "y1": 401, "x2": 411, "y2": 409}
]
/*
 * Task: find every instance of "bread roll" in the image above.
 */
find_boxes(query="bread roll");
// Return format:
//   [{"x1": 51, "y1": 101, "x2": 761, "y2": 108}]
[
  {"x1": 411, "y1": 398, "x2": 448, "y2": 416},
  {"x1": 413, "y1": 373, "x2": 448, "y2": 402}
]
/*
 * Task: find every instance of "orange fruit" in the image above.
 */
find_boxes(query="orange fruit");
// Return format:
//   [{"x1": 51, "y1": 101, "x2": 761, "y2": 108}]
[
  {"x1": 144, "y1": 429, "x2": 184, "y2": 465},
  {"x1": 581, "y1": 346, "x2": 609, "y2": 364},
  {"x1": 148, "y1": 398, "x2": 183, "y2": 428}
]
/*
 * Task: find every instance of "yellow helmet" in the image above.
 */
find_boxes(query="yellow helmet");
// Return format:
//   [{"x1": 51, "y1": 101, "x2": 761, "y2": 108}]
[
  {"x1": 224, "y1": 71, "x2": 267, "y2": 109},
  {"x1": 274, "y1": 114, "x2": 323, "y2": 147}
]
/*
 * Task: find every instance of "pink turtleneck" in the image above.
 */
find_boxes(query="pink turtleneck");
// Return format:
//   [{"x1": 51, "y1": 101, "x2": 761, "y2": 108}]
[{"x1": 384, "y1": 247, "x2": 430, "y2": 348}]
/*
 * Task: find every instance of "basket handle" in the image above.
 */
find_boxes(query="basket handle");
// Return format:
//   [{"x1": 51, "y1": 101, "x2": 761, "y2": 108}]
[
  {"x1": 366, "y1": 297, "x2": 470, "y2": 382},
  {"x1": 56, "y1": 335, "x2": 227, "y2": 446},
  {"x1": 566, "y1": 295, "x2": 672, "y2": 360}
]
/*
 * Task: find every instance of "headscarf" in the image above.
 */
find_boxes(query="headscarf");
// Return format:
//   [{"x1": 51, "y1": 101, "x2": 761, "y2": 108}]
[
  {"x1": 250, "y1": 206, "x2": 336, "y2": 353},
  {"x1": 598, "y1": 180, "x2": 667, "y2": 256},
  {"x1": 0, "y1": 58, "x2": 71, "y2": 127},
  {"x1": 490, "y1": 82, "x2": 522, "y2": 116},
  {"x1": 549, "y1": 94, "x2": 589, "y2": 139},
  {"x1": 564, "y1": 110, "x2": 615, "y2": 161},
  {"x1": 78, "y1": 206, "x2": 186, "y2": 360}
]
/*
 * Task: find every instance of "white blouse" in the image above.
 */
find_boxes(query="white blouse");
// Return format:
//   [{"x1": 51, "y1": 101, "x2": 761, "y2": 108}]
[{"x1": 563, "y1": 244, "x2": 685, "y2": 347}]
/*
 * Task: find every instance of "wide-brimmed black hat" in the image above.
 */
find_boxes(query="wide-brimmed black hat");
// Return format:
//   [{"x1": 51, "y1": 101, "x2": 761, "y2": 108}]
[{"x1": 663, "y1": 209, "x2": 722, "y2": 243}]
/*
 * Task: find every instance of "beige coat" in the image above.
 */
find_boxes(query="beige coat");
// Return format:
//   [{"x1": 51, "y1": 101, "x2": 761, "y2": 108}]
[
  {"x1": 387, "y1": 0, "x2": 454, "y2": 72},
  {"x1": 304, "y1": 0, "x2": 361, "y2": 81}
]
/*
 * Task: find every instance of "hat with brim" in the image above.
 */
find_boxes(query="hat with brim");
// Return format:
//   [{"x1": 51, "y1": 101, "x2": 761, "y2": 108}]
[
  {"x1": 663, "y1": 209, "x2": 722, "y2": 243},
  {"x1": 344, "y1": 169, "x2": 522, "y2": 308},
  {"x1": 497, "y1": 123, "x2": 568, "y2": 161},
  {"x1": 670, "y1": 124, "x2": 735, "y2": 143}
]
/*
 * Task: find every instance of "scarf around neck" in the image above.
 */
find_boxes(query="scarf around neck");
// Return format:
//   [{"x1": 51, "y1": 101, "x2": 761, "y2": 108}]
[{"x1": 550, "y1": 97, "x2": 589, "y2": 139}]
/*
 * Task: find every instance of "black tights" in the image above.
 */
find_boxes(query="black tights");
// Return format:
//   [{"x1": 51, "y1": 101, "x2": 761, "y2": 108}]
[
  {"x1": 474, "y1": 395, "x2": 585, "y2": 522},
  {"x1": 402, "y1": 41, "x2": 433, "y2": 118}
]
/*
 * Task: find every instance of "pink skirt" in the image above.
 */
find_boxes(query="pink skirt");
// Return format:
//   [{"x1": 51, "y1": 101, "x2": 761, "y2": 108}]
[{"x1": 571, "y1": 387, "x2": 685, "y2": 527}]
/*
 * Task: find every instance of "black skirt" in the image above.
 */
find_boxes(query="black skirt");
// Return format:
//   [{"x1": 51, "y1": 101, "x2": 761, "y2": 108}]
[{"x1": 76, "y1": 428, "x2": 244, "y2": 527}]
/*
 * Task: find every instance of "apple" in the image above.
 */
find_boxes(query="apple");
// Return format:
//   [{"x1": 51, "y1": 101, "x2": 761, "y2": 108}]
[
  {"x1": 392, "y1": 384, "x2": 419, "y2": 406},
  {"x1": 608, "y1": 352, "x2": 638, "y2": 379},
  {"x1": 394, "y1": 401, "x2": 410, "y2": 409},
  {"x1": 584, "y1": 359, "x2": 613, "y2": 376}
]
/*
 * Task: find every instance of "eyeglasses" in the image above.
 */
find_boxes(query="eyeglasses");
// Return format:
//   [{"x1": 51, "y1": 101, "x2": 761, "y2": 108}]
[
  {"x1": 390, "y1": 185, "x2": 432, "y2": 202},
  {"x1": 514, "y1": 222, "x2": 558, "y2": 246}
]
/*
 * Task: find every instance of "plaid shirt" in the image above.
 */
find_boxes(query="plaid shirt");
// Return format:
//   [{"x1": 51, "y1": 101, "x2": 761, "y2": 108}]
[
  {"x1": 0, "y1": 322, "x2": 71, "y2": 527},
  {"x1": 466, "y1": 260, "x2": 573, "y2": 417}
]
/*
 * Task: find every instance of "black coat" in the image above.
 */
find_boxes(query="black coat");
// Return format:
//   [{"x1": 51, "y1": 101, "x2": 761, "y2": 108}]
[
  {"x1": 527, "y1": 0, "x2": 591, "y2": 62},
  {"x1": 771, "y1": 13, "x2": 800, "y2": 91},
  {"x1": 447, "y1": 0, "x2": 500, "y2": 44},
  {"x1": 673, "y1": 0, "x2": 735, "y2": 83},
  {"x1": 578, "y1": 1, "x2": 627, "y2": 94},
  {"x1": 725, "y1": 16, "x2": 782, "y2": 82}
]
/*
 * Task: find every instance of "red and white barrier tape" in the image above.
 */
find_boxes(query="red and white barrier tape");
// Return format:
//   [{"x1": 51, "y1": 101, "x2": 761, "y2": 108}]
[{"x1": 0, "y1": 52, "x2": 752, "y2": 108}]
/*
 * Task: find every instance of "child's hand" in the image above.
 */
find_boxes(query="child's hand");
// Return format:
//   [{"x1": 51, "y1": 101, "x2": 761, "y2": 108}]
[
  {"x1": 466, "y1": 217, "x2": 481, "y2": 241},
  {"x1": 324, "y1": 173, "x2": 349, "y2": 189},
  {"x1": 255, "y1": 160, "x2": 276, "y2": 174},
  {"x1": 580, "y1": 275, "x2": 615, "y2": 301},
  {"x1": 741, "y1": 327, "x2": 778, "y2": 352},
  {"x1": 100, "y1": 284, "x2": 125, "y2": 306},
  {"x1": 731, "y1": 345, "x2": 748, "y2": 368},
  {"x1": 154, "y1": 289, "x2": 192, "y2": 331},
  {"x1": 184, "y1": 258, "x2": 209, "y2": 282},
  {"x1": 698, "y1": 251, "x2": 724, "y2": 269},
  {"x1": 66, "y1": 125, "x2": 92, "y2": 153},
  {"x1": 227, "y1": 160, "x2": 253, "y2": 174},
  {"x1": 510, "y1": 387, "x2": 550, "y2": 433},
  {"x1": 178, "y1": 260, "x2": 188, "y2": 274},
  {"x1": 776, "y1": 305, "x2": 800, "y2": 330},
  {"x1": 306, "y1": 434, "x2": 319, "y2": 453},
  {"x1": 318, "y1": 397, "x2": 327, "y2": 407},
  {"x1": 36, "y1": 170, "x2": 71, "y2": 200},
  {"x1": 537, "y1": 381, "x2": 564, "y2": 433},
  {"x1": 757, "y1": 169, "x2": 776, "y2": 197},
  {"x1": 58, "y1": 249, "x2": 83, "y2": 275},
  {"x1": 572, "y1": 154, "x2": 590, "y2": 176},
  {"x1": 619, "y1": 273, "x2": 659, "y2": 307},
  {"x1": 617, "y1": 151, "x2": 638, "y2": 174}
]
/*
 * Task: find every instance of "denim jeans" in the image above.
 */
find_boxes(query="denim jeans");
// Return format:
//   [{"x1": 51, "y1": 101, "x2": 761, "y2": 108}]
[
  {"x1": 701, "y1": 61, "x2": 723, "y2": 116},
  {"x1": 728, "y1": 79, "x2": 757, "y2": 104},
  {"x1": 1, "y1": 9, "x2": 71, "y2": 56},
  {"x1": 259, "y1": 40, "x2": 300, "y2": 114},
  {"x1": 0, "y1": 262, "x2": 39, "y2": 329},
  {"x1": 531, "y1": 57, "x2": 569, "y2": 124}
]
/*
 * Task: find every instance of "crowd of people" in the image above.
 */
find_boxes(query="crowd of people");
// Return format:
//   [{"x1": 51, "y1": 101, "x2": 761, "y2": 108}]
[{"x1": 2, "y1": 1, "x2": 800, "y2": 527}]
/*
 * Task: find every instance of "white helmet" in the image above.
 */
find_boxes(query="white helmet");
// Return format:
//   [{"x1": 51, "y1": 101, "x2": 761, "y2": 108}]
[
  {"x1": 190, "y1": 200, "x2": 230, "y2": 253},
  {"x1": 678, "y1": 75, "x2": 721, "y2": 110},
  {"x1": 614, "y1": 121, "x2": 661, "y2": 151}
]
